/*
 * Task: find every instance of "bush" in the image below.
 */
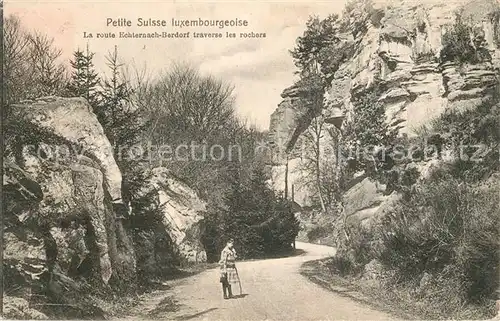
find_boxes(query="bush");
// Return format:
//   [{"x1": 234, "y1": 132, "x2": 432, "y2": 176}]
[
  {"x1": 306, "y1": 225, "x2": 331, "y2": 242},
  {"x1": 341, "y1": 84, "x2": 397, "y2": 179},
  {"x1": 379, "y1": 178, "x2": 499, "y2": 311},
  {"x1": 344, "y1": 226, "x2": 381, "y2": 272},
  {"x1": 440, "y1": 12, "x2": 491, "y2": 64},
  {"x1": 431, "y1": 103, "x2": 500, "y2": 182},
  {"x1": 327, "y1": 256, "x2": 357, "y2": 277}
]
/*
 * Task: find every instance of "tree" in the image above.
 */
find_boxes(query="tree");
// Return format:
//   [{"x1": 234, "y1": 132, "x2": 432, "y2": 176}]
[
  {"x1": 25, "y1": 31, "x2": 67, "y2": 98},
  {"x1": 440, "y1": 12, "x2": 491, "y2": 65},
  {"x1": 290, "y1": 14, "x2": 340, "y2": 76},
  {"x1": 3, "y1": 15, "x2": 67, "y2": 105},
  {"x1": 299, "y1": 114, "x2": 327, "y2": 211},
  {"x1": 95, "y1": 46, "x2": 152, "y2": 209},
  {"x1": 98, "y1": 45, "x2": 146, "y2": 148},
  {"x1": 340, "y1": 85, "x2": 396, "y2": 178},
  {"x1": 203, "y1": 161, "x2": 300, "y2": 261},
  {"x1": 292, "y1": 68, "x2": 332, "y2": 211},
  {"x1": 66, "y1": 45, "x2": 100, "y2": 107},
  {"x1": 136, "y1": 63, "x2": 241, "y2": 202},
  {"x1": 141, "y1": 64, "x2": 237, "y2": 145},
  {"x1": 288, "y1": 15, "x2": 346, "y2": 213},
  {"x1": 3, "y1": 15, "x2": 68, "y2": 152},
  {"x1": 340, "y1": 0, "x2": 383, "y2": 37},
  {"x1": 3, "y1": 15, "x2": 30, "y2": 106}
]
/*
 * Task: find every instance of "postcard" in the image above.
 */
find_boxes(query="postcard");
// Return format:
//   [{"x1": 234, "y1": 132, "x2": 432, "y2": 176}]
[{"x1": 2, "y1": 0, "x2": 500, "y2": 320}]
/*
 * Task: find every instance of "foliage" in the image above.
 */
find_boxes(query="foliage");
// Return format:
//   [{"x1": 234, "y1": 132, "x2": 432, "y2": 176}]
[
  {"x1": 3, "y1": 15, "x2": 67, "y2": 107},
  {"x1": 129, "y1": 185, "x2": 179, "y2": 283},
  {"x1": 430, "y1": 102, "x2": 500, "y2": 182},
  {"x1": 290, "y1": 15, "x2": 349, "y2": 212},
  {"x1": 140, "y1": 64, "x2": 237, "y2": 145},
  {"x1": 331, "y1": 94, "x2": 500, "y2": 318},
  {"x1": 296, "y1": 72, "x2": 325, "y2": 115},
  {"x1": 204, "y1": 166, "x2": 300, "y2": 260},
  {"x1": 290, "y1": 14, "x2": 355, "y2": 83},
  {"x1": 97, "y1": 46, "x2": 148, "y2": 148},
  {"x1": 66, "y1": 46, "x2": 100, "y2": 106},
  {"x1": 290, "y1": 14, "x2": 340, "y2": 75},
  {"x1": 341, "y1": 0, "x2": 384, "y2": 37},
  {"x1": 295, "y1": 114, "x2": 341, "y2": 210},
  {"x1": 379, "y1": 178, "x2": 499, "y2": 316},
  {"x1": 341, "y1": 85, "x2": 396, "y2": 179},
  {"x1": 440, "y1": 12, "x2": 491, "y2": 65},
  {"x1": 136, "y1": 64, "x2": 276, "y2": 246}
]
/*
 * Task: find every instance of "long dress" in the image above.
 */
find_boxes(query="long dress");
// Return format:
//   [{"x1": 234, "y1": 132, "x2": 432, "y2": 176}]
[{"x1": 219, "y1": 246, "x2": 240, "y2": 285}]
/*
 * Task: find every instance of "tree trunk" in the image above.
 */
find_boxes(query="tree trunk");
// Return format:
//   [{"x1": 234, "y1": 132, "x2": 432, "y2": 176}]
[
  {"x1": 315, "y1": 129, "x2": 326, "y2": 213},
  {"x1": 284, "y1": 156, "x2": 289, "y2": 200},
  {"x1": 316, "y1": 158, "x2": 326, "y2": 212}
]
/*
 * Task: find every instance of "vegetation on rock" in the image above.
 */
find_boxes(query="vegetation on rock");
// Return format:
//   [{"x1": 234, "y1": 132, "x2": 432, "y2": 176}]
[
  {"x1": 284, "y1": 5, "x2": 500, "y2": 319},
  {"x1": 441, "y1": 12, "x2": 491, "y2": 65}
]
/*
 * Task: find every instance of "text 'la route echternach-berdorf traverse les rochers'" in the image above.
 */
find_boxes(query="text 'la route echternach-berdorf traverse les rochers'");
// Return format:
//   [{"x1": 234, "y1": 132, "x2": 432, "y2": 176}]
[{"x1": 84, "y1": 17, "x2": 266, "y2": 39}]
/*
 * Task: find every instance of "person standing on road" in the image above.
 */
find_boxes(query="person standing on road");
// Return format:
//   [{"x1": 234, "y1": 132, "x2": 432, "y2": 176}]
[{"x1": 219, "y1": 239, "x2": 241, "y2": 299}]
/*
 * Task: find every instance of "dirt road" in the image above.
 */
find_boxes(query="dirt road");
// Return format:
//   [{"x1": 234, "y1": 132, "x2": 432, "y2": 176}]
[{"x1": 121, "y1": 242, "x2": 397, "y2": 320}]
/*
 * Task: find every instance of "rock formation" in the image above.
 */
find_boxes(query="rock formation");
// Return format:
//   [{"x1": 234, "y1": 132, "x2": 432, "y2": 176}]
[
  {"x1": 268, "y1": 0, "x2": 500, "y2": 231},
  {"x1": 7, "y1": 97, "x2": 135, "y2": 285},
  {"x1": 3, "y1": 96, "x2": 208, "y2": 318},
  {"x1": 147, "y1": 167, "x2": 207, "y2": 263}
]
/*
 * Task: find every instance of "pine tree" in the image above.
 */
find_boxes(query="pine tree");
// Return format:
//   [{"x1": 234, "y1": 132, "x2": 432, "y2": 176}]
[
  {"x1": 290, "y1": 14, "x2": 339, "y2": 76},
  {"x1": 219, "y1": 165, "x2": 299, "y2": 258},
  {"x1": 66, "y1": 44, "x2": 100, "y2": 107},
  {"x1": 98, "y1": 45, "x2": 146, "y2": 148}
]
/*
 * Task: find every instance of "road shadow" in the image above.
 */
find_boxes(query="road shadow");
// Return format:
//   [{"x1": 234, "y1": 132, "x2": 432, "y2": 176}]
[
  {"x1": 175, "y1": 307, "x2": 218, "y2": 320},
  {"x1": 238, "y1": 248, "x2": 307, "y2": 263},
  {"x1": 162, "y1": 263, "x2": 220, "y2": 281},
  {"x1": 262, "y1": 248, "x2": 306, "y2": 259},
  {"x1": 230, "y1": 293, "x2": 249, "y2": 299},
  {"x1": 147, "y1": 296, "x2": 182, "y2": 318}
]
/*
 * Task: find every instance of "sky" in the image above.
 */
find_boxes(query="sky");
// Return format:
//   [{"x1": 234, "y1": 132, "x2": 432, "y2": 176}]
[{"x1": 5, "y1": 0, "x2": 348, "y2": 130}]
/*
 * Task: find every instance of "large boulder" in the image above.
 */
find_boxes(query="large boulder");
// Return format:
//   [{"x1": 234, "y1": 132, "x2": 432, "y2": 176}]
[
  {"x1": 6, "y1": 96, "x2": 136, "y2": 288},
  {"x1": 11, "y1": 96, "x2": 123, "y2": 202},
  {"x1": 343, "y1": 175, "x2": 389, "y2": 229},
  {"x1": 143, "y1": 167, "x2": 208, "y2": 263}
]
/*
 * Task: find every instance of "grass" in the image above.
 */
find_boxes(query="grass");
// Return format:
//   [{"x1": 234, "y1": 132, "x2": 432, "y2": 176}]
[
  {"x1": 302, "y1": 257, "x2": 497, "y2": 320},
  {"x1": 88, "y1": 262, "x2": 220, "y2": 320},
  {"x1": 300, "y1": 258, "x2": 418, "y2": 320},
  {"x1": 304, "y1": 177, "x2": 499, "y2": 320}
]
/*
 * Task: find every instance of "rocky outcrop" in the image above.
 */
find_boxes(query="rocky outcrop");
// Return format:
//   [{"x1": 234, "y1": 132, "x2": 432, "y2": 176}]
[
  {"x1": 12, "y1": 96, "x2": 123, "y2": 202},
  {"x1": 338, "y1": 0, "x2": 500, "y2": 252},
  {"x1": 7, "y1": 97, "x2": 135, "y2": 287},
  {"x1": 4, "y1": 96, "x2": 209, "y2": 318},
  {"x1": 268, "y1": 0, "x2": 500, "y2": 218},
  {"x1": 342, "y1": 175, "x2": 388, "y2": 228},
  {"x1": 148, "y1": 168, "x2": 207, "y2": 263},
  {"x1": 267, "y1": 85, "x2": 307, "y2": 165}
]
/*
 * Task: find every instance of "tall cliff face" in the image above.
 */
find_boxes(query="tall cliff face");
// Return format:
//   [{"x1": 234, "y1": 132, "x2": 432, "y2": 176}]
[
  {"x1": 3, "y1": 97, "x2": 207, "y2": 319},
  {"x1": 348, "y1": 0, "x2": 500, "y2": 135},
  {"x1": 268, "y1": 0, "x2": 500, "y2": 210}
]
